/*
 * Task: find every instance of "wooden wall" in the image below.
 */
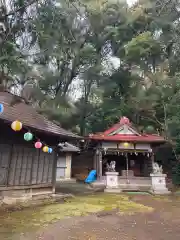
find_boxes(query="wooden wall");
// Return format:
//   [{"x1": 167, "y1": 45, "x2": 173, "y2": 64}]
[
  {"x1": 0, "y1": 143, "x2": 54, "y2": 187},
  {"x1": 71, "y1": 151, "x2": 94, "y2": 178},
  {"x1": 0, "y1": 120, "x2": 56, "y2": 187}
]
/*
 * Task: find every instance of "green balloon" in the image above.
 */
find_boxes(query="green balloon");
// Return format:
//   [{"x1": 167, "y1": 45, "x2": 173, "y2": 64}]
[{"x1": 24, "y1": 132, "x2": 33, "y2": 141}]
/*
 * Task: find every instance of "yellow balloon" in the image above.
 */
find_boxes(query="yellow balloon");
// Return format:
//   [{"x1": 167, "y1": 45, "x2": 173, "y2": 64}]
[
  {"x1": 11, "y1": 120, "x2": 22, "y2": 131},
  {"x1": 43, "y1": 146, "x2": 49, "y2": 153},
  {"x1": 123, "y1": 142, "x2": 129, "y2": 148}
]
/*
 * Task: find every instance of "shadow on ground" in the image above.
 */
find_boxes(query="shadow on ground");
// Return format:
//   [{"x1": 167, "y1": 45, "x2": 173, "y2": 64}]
[{"x1": 55, "y1": 181, "x2": 99, "y2": 195}]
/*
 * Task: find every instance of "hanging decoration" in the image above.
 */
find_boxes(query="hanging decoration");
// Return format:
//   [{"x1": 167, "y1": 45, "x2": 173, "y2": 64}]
[
  {"x1": 24, "y1": 132, "x2": 33, "y2": 141},
  {"x1": 11, "y1": 120, "x2": 22, "y2": 131},
  {"x1": 123, "y1": 142, "x2": 129, "y2": 148},
  {"x1": 0, "y1": 103, "x2": 4, "y2": 114},
  {"x1": 35, "y1": 140, "x2": 42, "y2": 149},
  {"x1": 48, "y1": 147, "x2": 53, "y2": 153},
  {"x1": 10, "y1": 119, "x2": 57, "y2": 154},
  {"x1": 42, "y1": 146, "x2": 49, "y2": 153}
]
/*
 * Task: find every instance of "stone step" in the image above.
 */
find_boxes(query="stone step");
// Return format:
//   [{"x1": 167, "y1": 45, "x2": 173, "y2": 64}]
[
  {"x1": 90, "y1": 181, "x2": 105, "y2": 187},
  {"x1": 90, "y1": 182, "x2": 152, "y2": 189},
  {"x1": 57, "y1": 178, "x2": 77, "y2": 183},
  {"x1": 118, "y1": 184, "x2": 152, "y2": 191}
]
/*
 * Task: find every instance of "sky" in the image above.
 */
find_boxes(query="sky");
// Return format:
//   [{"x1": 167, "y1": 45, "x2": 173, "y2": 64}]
[{"x1": 127, "y1": 0, "x2": 137, "y2": 6}]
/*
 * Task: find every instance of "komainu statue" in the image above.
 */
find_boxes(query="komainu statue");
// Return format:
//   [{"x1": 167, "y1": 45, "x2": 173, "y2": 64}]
[
  {"x1": 106, "y1": 161, "x2": 116, "y2": 172},
  {"x1": 152, "y1": 162, "x2": 163, "y2": 174}
]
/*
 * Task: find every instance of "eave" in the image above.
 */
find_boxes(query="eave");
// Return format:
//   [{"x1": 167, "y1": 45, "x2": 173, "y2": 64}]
[{"x1": 88, "y1": 134, "x2": 166, "y2": 143}]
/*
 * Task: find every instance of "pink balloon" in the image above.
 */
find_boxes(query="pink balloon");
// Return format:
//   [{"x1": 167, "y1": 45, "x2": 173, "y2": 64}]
[{"x1": 35, "y1": 141, "x2": 42, "y2": 149}]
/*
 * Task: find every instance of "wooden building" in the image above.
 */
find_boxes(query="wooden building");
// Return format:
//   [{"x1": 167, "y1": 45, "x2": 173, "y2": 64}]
[
  {"x1": 0, "y1": 91, "x2": 80, "y2": 203},
  {"x1": 56, "y1": 142, "x2": 80, "y2": 181},
  {"x1": 88, "y1": 117, "x2": 166, "y2": 191}
]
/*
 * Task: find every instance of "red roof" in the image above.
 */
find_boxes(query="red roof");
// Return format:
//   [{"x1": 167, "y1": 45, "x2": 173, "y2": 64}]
[{"x1": 88, "y1": 117, "x2": 165, "y2": 143}]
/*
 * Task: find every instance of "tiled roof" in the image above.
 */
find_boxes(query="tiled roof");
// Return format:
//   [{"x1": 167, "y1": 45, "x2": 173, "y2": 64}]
[
  {"x1": 0, "y1": 91, "x2": 80, "y2": 139},
  {"x1": 58, "y1": 142, "x2": 80, "y2": 152}
]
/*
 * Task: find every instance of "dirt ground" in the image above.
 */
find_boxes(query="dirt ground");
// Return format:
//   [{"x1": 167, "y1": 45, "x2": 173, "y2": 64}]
[{"x1": 17, "y1": 195, "x2": 180, "y2": 240}]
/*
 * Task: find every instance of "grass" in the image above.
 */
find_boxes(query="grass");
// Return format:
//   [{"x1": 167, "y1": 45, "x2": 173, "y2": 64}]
[{"x1": 0, "y1": 193, "x2": 153, "y2": 238}]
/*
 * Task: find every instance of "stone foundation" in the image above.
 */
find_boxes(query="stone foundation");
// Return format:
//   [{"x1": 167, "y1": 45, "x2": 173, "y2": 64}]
[
  {"x1": 0, "y1": 185, "x2": 53, "y2": 205},
  {"x1": 104, "y1": 172, "x2": 121, "y2": 193},
  {"x1": 150, "y1": 173, "x2": 170, "y2": 195}
]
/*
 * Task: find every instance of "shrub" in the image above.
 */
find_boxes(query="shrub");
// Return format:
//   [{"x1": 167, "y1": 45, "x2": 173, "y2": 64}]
[{"x1": 172, "y1": 163, "x2": 180, "y2": 185}]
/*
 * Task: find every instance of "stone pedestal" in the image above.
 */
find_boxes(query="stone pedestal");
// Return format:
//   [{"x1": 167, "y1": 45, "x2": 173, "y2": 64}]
[
  {"x1": 150, "y1": 173, "x2": 170, "y2": 195},
  {"x1": 104, "y1": 172, "x2": 121, "y2": 193}
]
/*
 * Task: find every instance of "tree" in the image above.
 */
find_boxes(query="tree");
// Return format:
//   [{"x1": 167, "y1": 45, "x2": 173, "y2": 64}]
[{"x1": 0, "y1": 0, "x2": 38, "y2": 90}]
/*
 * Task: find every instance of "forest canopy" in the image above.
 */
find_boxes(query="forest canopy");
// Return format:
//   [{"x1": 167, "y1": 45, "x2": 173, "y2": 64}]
[{"x1": 1, "y1": 0, "x2": 180, "y2": 154}]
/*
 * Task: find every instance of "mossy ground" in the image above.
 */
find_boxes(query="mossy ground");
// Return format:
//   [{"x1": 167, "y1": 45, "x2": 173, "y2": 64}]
[{"x1": 0, "y1": 193, "x2": 153, "y2": 238}]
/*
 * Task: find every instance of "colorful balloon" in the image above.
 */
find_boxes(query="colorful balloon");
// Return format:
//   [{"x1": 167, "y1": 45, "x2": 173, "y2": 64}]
[
  {"x1": 43, "y1": 146, "x2": 49, "y2": 153},
  {"x1": 48, "y1": 147, "x2": 53, "y2": 153},
  {"x1": 35, "y1": 141, "x2": 42, "y2": 149},
  {"x1": 24, "y1": 132, "x2": 33, "y2": 141},
  {"x1": 0, "y1": 103, "x2": 4, "y2": 113},
  {"x1": 11, "y1": 120, "x2": 22, "y2": 131}
]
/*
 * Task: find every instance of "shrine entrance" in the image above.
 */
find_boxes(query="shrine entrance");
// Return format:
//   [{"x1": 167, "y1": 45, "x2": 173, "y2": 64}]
[{"x1": 102, "y1": 151, "x2": 150, "y2": 177}]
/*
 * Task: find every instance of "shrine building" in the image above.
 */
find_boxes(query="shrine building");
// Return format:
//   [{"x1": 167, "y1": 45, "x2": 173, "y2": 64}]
[{"x1": 88, "y1": 116, "x2": 166, "y2": 191}]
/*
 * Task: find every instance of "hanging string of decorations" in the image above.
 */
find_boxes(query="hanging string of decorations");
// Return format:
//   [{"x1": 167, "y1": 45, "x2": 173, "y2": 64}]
[
  {"x1": 102, "y1": 146, "x2": 152, "y2": 157},
  {"x1": 103, "y1": 151, "x2": 152, "y2": 157},
  {"x1": 11, "y1": 120, "x2": 53, "y2": 153}
]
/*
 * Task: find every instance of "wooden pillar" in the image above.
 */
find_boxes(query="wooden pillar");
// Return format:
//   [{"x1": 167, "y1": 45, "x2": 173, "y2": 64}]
[
  {"x1": 99, "y1": 150, "x2": 103, "y2": 180},
  {"x1": 151, "y1": 153, "x2": 154, "y2": 164},
  {"x1": 142, "y1": 155, "x2": 149, "y2": 177},
  {"x1": 93, "y1": 151, "x2": 96, "y2": 170},
  {"x1": 151, "y1": 152, "x2": 154, "y2": 171},
  {"x1": 147, "y1": 152, "x2": 154, "y2": 175},
  {"x1": 52, "y1": 151, "x2": 57, "y2": 194},
  {"x1": 95, "y1": 149, "x2": 102, "y2": 180},
  {"x1": 95, "y1": 150, "x2": 99, "y2": 178}
]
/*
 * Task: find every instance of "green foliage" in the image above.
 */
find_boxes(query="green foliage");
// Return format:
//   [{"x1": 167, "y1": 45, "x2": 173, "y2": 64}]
[
  {"x1": 125, "y1": 32, "x2": 161, "y2": 62},
  {"x1": 172, "y1": 163, "x2": 180, "y2": 186},
  {"x1": 145, "y1": 125, "x2": 155, "y2": 134},
  {"x1": 2, "y1": 0, "x2": 180, "y2": 171}
]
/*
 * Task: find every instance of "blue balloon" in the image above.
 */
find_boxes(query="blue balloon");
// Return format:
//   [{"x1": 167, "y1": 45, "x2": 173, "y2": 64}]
[
  {"x1": 48, "y1": 147, "x2": 53, "y2": 153},
  {"x1": 0, "y1": 103, "x2": 4, "y2": 113}
]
